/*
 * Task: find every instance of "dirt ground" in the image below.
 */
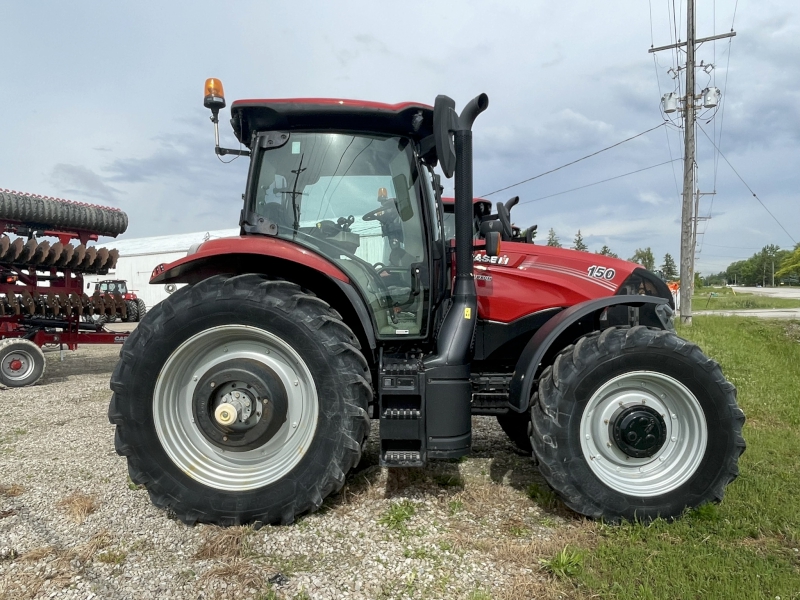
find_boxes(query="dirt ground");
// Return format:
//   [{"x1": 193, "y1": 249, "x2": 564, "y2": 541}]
[{"x1": 0, "y1": 345, "x2": 583, "y2": 600}]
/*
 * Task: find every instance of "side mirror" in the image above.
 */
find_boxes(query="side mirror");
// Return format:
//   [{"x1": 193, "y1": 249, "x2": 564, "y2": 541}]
[
  {"x1": 433, "y1": 95, "x2": 457, "y2": 178},
  {"x1": 485, "y1": 231, "x2": 501, "y2": 257}
]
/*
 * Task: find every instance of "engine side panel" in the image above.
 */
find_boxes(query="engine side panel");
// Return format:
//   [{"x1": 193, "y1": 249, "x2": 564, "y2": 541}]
[{"x1": 473, "y1": 242, "x2": 639, "y2": 323}]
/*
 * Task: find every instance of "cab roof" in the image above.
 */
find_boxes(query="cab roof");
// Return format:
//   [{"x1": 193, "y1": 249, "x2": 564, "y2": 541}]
[{"x1": 230, "y1": 98, "x2": 434, "y2": 147}]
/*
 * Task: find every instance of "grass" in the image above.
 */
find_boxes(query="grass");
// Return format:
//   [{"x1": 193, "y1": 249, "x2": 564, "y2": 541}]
[
  {"x1": 526, "y1": 483, "x2": 558, "y2": 510},
  {"x1": 96, "y1": 549, "x2": 127, "y2": 565},
  {"x1": 57, "y1": 492, "x2": 98, "y2": 523},
  {"x1": 575, "y1": 317, "x2": 800, "y2": 599},
  {"x1": 540, "y1": 546, "x2": 585, "y2": 579},
  {"x1": 0, "y1": 483, "x2": 25, "y2": 497},
  {"x1": 378, "y1": 500, "x2": 416, "y2": 533},
  {"x1": 194, "y1": 525, "x2": 255, "y2": 559},
  {"x1": 693, "y1": 287, "x2": 800, "y2": 310}
]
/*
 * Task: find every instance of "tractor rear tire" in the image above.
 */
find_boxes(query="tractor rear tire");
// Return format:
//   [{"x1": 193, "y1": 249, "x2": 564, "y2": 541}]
[
  {"x1": 135, "y1": 298, "x2": 146, "y2": 321},
  {"x1": 124, "y1": 300, "x2": 138, "y2": 323},
  {"x1": 496, "y1": 412, "x2": 532, "y2": 452},
  {"x1": 530, "y1": 326, "x2": 745, "y2": 522},
  {"x1": 0, "y1": 338, "x2": 46, "y2": 387},
  {"x1": 108, "y1": 274, "x2": 371, "y2": 526}
]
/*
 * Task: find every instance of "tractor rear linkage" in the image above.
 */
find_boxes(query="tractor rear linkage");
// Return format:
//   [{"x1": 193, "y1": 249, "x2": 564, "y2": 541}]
[{"x1": 0, "y1": 189, "x2": 130, "y2": 387}]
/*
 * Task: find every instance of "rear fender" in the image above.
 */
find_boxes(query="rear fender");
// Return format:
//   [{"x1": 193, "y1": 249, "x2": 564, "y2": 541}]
[
  {"x1": 150, "y1": 237, "x2": 377, "y2": 355},
  {"x1": 507, "y1": 295, "x2": 673, "y2": 413}
]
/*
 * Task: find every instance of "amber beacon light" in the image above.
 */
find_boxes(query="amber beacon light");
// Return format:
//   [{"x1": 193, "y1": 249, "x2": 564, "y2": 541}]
[
  {"x1": 204, "y1": 78, "x2": 226, "y2": 111},
  {"x1": 202, "y1": 78, "x2": 247, "y2": 157}
]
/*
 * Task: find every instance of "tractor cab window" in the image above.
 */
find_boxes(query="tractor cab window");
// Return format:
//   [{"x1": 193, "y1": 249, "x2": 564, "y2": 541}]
[
  {"x1": 97, "y1": 281, "x2": 126, "y2": 294},
  {"x1": 251, "y1": 132, "x2": 430, "y2": 338},
  {"x1": 442, "y1": 207, "x2": 481, "y2": 241}
]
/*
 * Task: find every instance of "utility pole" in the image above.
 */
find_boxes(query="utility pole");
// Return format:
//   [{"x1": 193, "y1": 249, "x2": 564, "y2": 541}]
[
  {"x1": 649, "y1": 2, "x2": 735, "y2": 325},
  {"x1": 680, "y1": 0, "x2": 697, "y2": 324}
]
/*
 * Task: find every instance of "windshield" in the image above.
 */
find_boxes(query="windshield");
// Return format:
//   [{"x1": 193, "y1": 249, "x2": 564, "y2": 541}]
[{"x1": 250, "y1": 132, "x2": 429, "y2": 338}]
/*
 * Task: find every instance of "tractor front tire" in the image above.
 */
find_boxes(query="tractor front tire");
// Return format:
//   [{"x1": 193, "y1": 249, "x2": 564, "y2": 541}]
[
  {"x1": 108, "y1": 274, "x2": 371, "y2": 526},
  {"x1": 0, "y1": 338, "x2": 46, "y2": 387},
  {"x1": 530, "y1": 326, "x2": 745, "y2": 522}
]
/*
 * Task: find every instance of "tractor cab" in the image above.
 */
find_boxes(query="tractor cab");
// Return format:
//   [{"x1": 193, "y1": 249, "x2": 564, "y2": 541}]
[
  {"x1": 96, "y1": 280, "x2": 128, "y2": 295},
  {"x1": 232, "y1": 99, "x2": 445, "y2": 339}
]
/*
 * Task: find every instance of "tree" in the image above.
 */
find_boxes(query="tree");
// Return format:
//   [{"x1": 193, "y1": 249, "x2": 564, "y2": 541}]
[
  {"x1": 572, "y1": 230, "x2": 588, "y2": 252},
  {"x1": 628, "y1": 247, "x2": 655, "y2": 271},
  {"x1": 725, "y1": 244, "x2": 790, "y2": 286},
  {"x1": 596, "y1": 245, "x2": 618, "y2": 258},
  {"x1": 661, "y1": 253, "x2": 678, "y2": 281},
  {"x1": 546, "y1": 228, "x2": 562, "y2": 248},
  {"x1": 776, "y1": 244, "x2": 800, "y2": 279}
]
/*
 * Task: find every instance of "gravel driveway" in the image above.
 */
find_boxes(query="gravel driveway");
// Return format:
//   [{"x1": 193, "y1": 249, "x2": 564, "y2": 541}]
[{"x1": 0, "y1": 345, "x2": 581, "y2": 600}]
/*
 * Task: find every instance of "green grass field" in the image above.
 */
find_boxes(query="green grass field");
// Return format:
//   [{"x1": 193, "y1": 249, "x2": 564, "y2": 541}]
[
  {"x1": 572, "y1": 317, "x2": 800, "y2": 599},
  {"x1": 693, "y1": 287, "x2": 800, "y2": 310}
]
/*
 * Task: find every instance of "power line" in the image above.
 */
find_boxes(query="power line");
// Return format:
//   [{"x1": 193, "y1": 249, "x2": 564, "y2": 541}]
[
  {"x1": 516, "y1": 159, "x2": 681, "y2": 205},
  {"x1": 480, "y1": 123, "x2": 667, "y2": 197},
  {"x1": 697, "y1": 123, "x2": 797, "y2": 245}
]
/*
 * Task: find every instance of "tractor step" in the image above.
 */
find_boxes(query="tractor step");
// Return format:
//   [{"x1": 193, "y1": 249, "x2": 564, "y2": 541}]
[
  {"x1": 378, "y1": 356, "x2": 426, "y2": 467},
  {"x1": 382, "y1": 450, "x2": 423, "y2": 467}
]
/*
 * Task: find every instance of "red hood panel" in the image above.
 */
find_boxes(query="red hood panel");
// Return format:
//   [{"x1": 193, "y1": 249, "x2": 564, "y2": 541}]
[{"x1": 473, "y1": 242, "x2": 638, "y2": 322}]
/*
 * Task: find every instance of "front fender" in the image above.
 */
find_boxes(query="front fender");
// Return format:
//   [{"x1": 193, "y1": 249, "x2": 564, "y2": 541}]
[
  {"x1": 148, "y1": 236, "x2": 377, "y2": 353},
  {"x1": 507, "y1": 295, "x2": 673, "y2": 413},
  {"x1": 150, "y1": 236, "x2": 349, "y2": 284}
]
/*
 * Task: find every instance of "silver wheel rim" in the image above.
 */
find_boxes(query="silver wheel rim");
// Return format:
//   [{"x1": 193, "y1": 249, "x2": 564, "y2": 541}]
[
  {"x1": 2, "y1": 348, "x2": 36, "y2": 382},
  {"x1": 153, "y1": 325, "x2": 318, "y2": 492},
  {"x1": 579, "y1": 371, "x2": 707, "y2": 497}
]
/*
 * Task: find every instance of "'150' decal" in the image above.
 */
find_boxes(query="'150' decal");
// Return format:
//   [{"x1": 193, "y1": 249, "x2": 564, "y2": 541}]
[{"x1": 587, "y1": 265, "x2": 616, "y2": 280}]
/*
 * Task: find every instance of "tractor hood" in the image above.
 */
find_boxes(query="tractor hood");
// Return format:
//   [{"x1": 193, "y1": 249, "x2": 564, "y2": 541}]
[{"x1": 471, "y1": 241, "x2": 673, "y2": 323}]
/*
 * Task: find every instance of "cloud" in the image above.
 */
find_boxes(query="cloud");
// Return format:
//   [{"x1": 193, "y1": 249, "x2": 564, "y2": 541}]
[
  {"x1": 637, "y1": 191, "x2": 667, "y2": 205},
  {"x1": 49, "y1": 164, "x2": 121, "y2": 203}
]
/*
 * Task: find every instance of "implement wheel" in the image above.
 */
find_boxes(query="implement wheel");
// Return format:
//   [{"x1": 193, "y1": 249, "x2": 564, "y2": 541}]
[
  {"x1": 108, "y1": 274, "x2": 371, "y2": 526},
  {"x1": 530, "y1": 326, "x2": 745, "y2": 522},
  {"x1": 0, "y1": 338, "x2": 46, "y2": 388}
]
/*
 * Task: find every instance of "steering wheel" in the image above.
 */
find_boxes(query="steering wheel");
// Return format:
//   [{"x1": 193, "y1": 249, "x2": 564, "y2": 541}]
[
  {"x1": 362, "y1": 203, "x2": 398, "y2": 223},
  {"x1": 496, "y1": 201, "x2": 513, "y2": 240}
]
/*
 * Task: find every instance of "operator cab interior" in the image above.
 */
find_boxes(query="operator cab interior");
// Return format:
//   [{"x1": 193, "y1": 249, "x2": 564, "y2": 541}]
[{"x1": 248, "y1": 132, "x2": 430, "y2": 338}]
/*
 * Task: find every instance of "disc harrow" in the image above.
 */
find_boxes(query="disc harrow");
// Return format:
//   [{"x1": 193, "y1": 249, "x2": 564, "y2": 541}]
[
  {"x1": 1, "y1": 188, "x2": 128, "y2": 240},
  {"x1": 0, "y1": 188, "x2": 132, "y2": 387},
  {"x1": 0, "y1": 235, "x2": 119, "y2": 274}
]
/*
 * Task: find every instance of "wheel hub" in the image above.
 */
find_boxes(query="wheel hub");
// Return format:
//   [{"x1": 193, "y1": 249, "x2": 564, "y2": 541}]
[
  {"x1": 192, "y1": 358, "x2": 288, "y2": 452},
  {"x1": 610, "y1": 405, "x2": 667, "y2": 458},
  {"x1": 8, "y1": 358, "x2": 23, "y2": 372}
]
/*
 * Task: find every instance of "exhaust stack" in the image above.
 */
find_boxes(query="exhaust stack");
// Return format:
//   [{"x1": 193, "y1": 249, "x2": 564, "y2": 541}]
[{"x1": 428, "y1": 93, "x2": 489, "y2": 367}]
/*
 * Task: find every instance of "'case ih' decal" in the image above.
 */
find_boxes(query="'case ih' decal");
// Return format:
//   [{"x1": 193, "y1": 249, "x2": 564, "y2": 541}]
[{"x1": 474, "y1": 253, "x2": 510, "y2": 265}]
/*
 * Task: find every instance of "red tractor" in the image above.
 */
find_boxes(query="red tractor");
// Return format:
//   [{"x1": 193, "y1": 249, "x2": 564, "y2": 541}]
[
  {"x1": 93, "y1": 280, "x2": 147, "y2": 323},
  {"x1": 108, "y1": 80, "x2": 744, "y2": 526}
]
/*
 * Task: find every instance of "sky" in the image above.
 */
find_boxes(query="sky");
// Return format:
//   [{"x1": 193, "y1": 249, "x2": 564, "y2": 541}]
[{"x1": 1, "y1": 0, "x2": 798, "y2": 276}]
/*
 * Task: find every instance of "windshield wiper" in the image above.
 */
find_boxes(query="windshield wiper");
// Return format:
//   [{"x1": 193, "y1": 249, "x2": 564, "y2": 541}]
[{"x1": 288, "y1": 154, "x2": 306, "y2": 232}]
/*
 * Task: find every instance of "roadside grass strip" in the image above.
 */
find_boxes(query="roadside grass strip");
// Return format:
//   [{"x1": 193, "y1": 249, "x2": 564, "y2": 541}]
[
  {"x1": 693, "y1": 287, "x2": 800, "y2": 311},
  {"x1": 573, "y1": 317, "x2": 800, "y2": 599}
]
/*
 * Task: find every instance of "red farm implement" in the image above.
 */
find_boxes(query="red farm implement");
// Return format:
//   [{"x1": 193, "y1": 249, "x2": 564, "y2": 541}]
[{"x1": 0, "y1": 189, "x2": 130, "y2": 387}]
